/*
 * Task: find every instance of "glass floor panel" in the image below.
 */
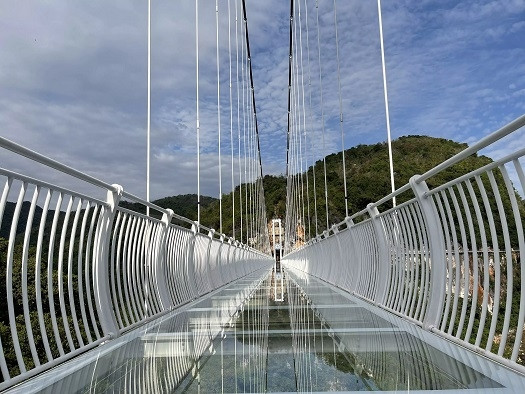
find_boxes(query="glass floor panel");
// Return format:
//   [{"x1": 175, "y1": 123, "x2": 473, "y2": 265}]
[{"x1": 7, "y1": 268, "x2": 525, "y2": 393}]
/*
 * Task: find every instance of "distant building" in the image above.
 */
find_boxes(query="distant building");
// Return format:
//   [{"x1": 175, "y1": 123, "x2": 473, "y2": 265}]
[{"x1": 268, "y1": 219, "x2": 284, "y2": 255}]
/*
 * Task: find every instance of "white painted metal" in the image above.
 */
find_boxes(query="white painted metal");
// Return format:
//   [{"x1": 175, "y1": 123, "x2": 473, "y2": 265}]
[
  {"x1": 146, "y1": 0, "x2": 151, "y2": 217},
  {"x1": 284, "y1": 115, "x2": 525, "y2": 374},
  {"x1": 377, "y1": 0, "x2": 396, "y2": 206},
  {"x1": 0, "y1": 144, "x2": 271, "y2": 391}
]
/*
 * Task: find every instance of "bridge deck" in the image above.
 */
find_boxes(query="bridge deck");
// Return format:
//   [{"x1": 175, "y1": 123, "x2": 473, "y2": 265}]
[{"x1": 6, "y1": 269, "x2": 525, "y2": 393}]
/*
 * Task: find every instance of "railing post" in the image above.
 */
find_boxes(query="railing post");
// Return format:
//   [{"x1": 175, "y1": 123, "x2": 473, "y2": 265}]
[
  {"x1": 188, "y1": 222, "x2": 199, "y2": 299},
  {"x1": 205, "y1": 229, "x2": 215, "y2": 292},
  {"x1": 409, "y1": 175, "x2": 447, "y2": 330},
  {"x1": 344, "y1": 217, "x2": 359, "y2": 292},
  {"x1": 156, "y1": 209, "x2": 174, "y2": 310},
  {"x1": 366, "y1": 203, "x2": 390, "y2": 305},
  {"x1": 329, "y1": 225, "x2": 344, "y2": 286},
  {"x1": 216, "y1": 234, "x2": 225, "y2": 287},
  {"x1": 94, "y1": 184, "x2": 122, "y2": 338}
]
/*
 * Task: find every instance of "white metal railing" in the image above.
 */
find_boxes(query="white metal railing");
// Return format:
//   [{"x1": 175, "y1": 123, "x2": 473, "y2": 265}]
[
  {"x1": 283, "y1": 114, "x2": 525, "y2": 373},
  {"x1": 0, "y1": 136, "x2": 273, "y2": 390}
]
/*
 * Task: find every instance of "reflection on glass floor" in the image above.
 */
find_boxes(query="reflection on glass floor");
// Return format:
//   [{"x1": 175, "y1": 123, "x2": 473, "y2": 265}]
[{"x1": 8, "y1": 268, "x2": 525, "y2": 393}]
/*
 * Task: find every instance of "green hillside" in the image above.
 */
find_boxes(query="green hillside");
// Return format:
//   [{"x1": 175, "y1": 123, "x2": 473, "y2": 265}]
[
  {"x1": 305, "y1": 135, "x2": 493, "y2": 227},
  {"x1": 120, "y1": 194, "x2": 217, "y2": 221},
  {"x1": 179, "y1": 135, "x2": 506, "y2": 239}
]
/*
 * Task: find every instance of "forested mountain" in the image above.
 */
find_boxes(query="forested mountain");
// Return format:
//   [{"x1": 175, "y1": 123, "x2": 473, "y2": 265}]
[
  {"x1": 301, "y1": 135, "x2": 492, "y2": 227},
  {"x1": 115, "y1": 135, "x2": 516, "y2": 238},
  {"x1": 199, "y1": 135, "x2": 503, "y2": 237},
  {"x1": 120, "y1": 194, "x2": 217, "y2": 221}
]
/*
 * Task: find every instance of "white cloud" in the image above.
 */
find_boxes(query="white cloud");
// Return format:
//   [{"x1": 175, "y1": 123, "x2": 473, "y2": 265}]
[{"x1": 0, "y1": 0, "x2": 524, "y2": 211}]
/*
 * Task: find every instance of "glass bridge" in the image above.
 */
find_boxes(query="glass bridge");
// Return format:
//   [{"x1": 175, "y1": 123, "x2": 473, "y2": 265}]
[
  {"x1": 7, "y1": 267, "x2": 525, "y2": 393},
  {"x1": 2, "y1": 116, "x2": 525, "y2": 392},
  {"x1": 2, "y1": 0, "x2": 525, "y2": 391}
]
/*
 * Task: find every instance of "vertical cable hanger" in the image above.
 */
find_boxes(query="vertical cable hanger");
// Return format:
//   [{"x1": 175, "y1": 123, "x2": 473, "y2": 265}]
[
  {"x1": 238, "y1": 0, "x2": 244, "y2": 243},
  {"x1": 333, "y1": 0, "x2": 349, "y2": 218},
  {"x1": 216, "y1": 0, "x2": 223, "y2": 234},
  {"x1": 294, "y1": 5, "x2": 306, "y2": 241},
  {"x1": 315, "y1": 0, "x2": 330, "y2": 231},
  {"x1": 251, "y1": 96, "x2": 256, "y2": 243},
  {"x1": 378, "y1": 0, "x2": 396, "y2": 206},
  {"x1": 243, "y1": 46, "x2": 249, "y2": 242},
  {"x1": 298, "y1": 0, "x2": 311, "y2": 241},
  {"x1": 293, "y1": 69, "x2": 302, "y2": 245},
  {"x1": 247, "y1": 93, "x2": 252, "y2": 243},
  {"x1": 285, "y1": 0, "x2": 295, "y2": 252},
  {"x1": 292, "y1": 8, "x2": 301, "y2": 239},
  {"x1": 147, "y1": 0, "x2": 151, "y2": 217},
  {"x1": 304, "y1": 0, "x2": 318, "y2": 237},
  {"x1": 290, "y1": 75, "x2": 297, "y2": 246},
  {"x1": 196, "y1": 0, "x2": 201, "y2": 225},
  {"x1": 241, "y1": 15, "x2": 247, "y2": 242},
  {"x1": 228, "y1": 0, "x2": 235, "y2": 239},
  {"x1": 241, "y1": 0, "x2": 267, "y2": 250}
]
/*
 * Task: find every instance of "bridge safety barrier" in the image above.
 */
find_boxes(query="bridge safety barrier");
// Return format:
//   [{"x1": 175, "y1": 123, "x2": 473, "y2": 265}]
[
  {"x1": 0, "y1": 136, "x2": 272, "y2": 390},
  {"x1": 284, "y1": 114, "x2": 525, "y2": 374}
]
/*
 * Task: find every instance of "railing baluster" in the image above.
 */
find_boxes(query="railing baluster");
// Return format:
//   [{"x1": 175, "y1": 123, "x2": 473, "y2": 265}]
[
  {"x1": 156, "y1": 210, "x2": 174, "y2": 310},
  {"x1": 85, "y1": 204, "x2": 102, "y2": 339},
  {"x1": 78, "y1": 202, "x2": 94, "y2": 342},
  {"x1": 366, "y1": 205, "x2": 390, "y2": 305},
  {"x1": 21, "y1": 185, "x2": 41, "y2": 367},
  {"x1": 7, "y1": 182, "x2": 28, "y2": 373},
  {"x1": 487, "y1": 169, "x2": 513, "y2": 357},
  {"x1": 500, "y1": 165, "x2": 525, "y2": 362},
  {"x1": 58, "y1": 195, "x2": 76, "y2": 352},
  {"x1": 465, "y1": 178, "x2": 488, "y2": 347},
  {"x1": 48, "y1": 192, "x2": 65, "y2": 356},
  {"x1": 474, "y1": 174, "x2": 501, "y2": 351},
  {"x1": 35, "y1": 188, "x2": 54, "y2": 363},
  {"x1": 68, "y1": 198, "x2": 85, "y2": 347}
]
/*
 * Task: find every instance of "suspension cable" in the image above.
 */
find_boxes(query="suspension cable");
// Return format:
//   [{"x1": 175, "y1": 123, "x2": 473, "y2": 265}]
[
  {"x1": 333, "y1": 0, "x2": 349, "y2": 218},
  {"x1": 298, "y1": 0, "x2": 311, "y2": 241},
  {"x1": 378, "y1": 0, "x2": 396, "y2": 207},
  {"x1": 293, "y1": 59, "x2": 302, "y2": 244},
  {"x1": 216, "y1": 0, "x2": 223, "y2": 234},
  {"x1": 315, "y1": 0, "x2": 330, "y2": 231},
  {"x1": 290, "y1": 76, "x2": 297, "y2": 246},
  {"x1": 243, "y1": 37, "x2": 248, "y2": 242},
  {"x1": 285, "y1": 0, "x2": 294, "y2": 252},
  {"x1": 228, "y1": 0, "x2": 235, "y2": 239},
  {"x1": 293, "y1": 7, "x2": 305, "y2": 241},
  {"x1": 247, "y1": 89, "x2": 253, "y2": 243},
  {"x1": 237, "y1": 0, "x2": 243, "y2": 243},
  {"x1": 147, "y1": 0, "x2": 151, "y2": 217},
  {"x1": 195, "y1": 0, "x2": 201, "y2": 225},
  {"x1": 241, "y1": 0, "x2": 266, "y2": 248},
  {"x1": 304, "y1": 0, "x2": 318, "y2": 236}
]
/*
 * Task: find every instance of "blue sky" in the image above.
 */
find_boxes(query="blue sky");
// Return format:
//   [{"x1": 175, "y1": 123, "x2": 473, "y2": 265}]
[{"x1": 0, "y1": 0, "x2": 524, "y2": 201}]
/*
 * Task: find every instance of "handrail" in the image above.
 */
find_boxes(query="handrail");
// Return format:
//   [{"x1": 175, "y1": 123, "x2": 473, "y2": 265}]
[
  {"x1": 426, "y1": 145, "x2": 525, "y2": 196},
  {"x1": 416, "y1": 114, "x2": 525, "y2": 184},
  {"x1": 0, "y1": 136, "x2": 118, "y2": 192},
  {"x1": 343, "y1": 115, "x2": 525, "y2": 222},
  {"x1": 0, "y1": 136, "x2": 236, "y2": 241},
  {"x1": 0, "y1": 167, "x2": 108, "y2": 206},
  {"x1": 0, "y1": 137, "x2": 272, "y2": 390},
  {"x1": 283, "y1": 114, "x2": 525, "y2": 375}
]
